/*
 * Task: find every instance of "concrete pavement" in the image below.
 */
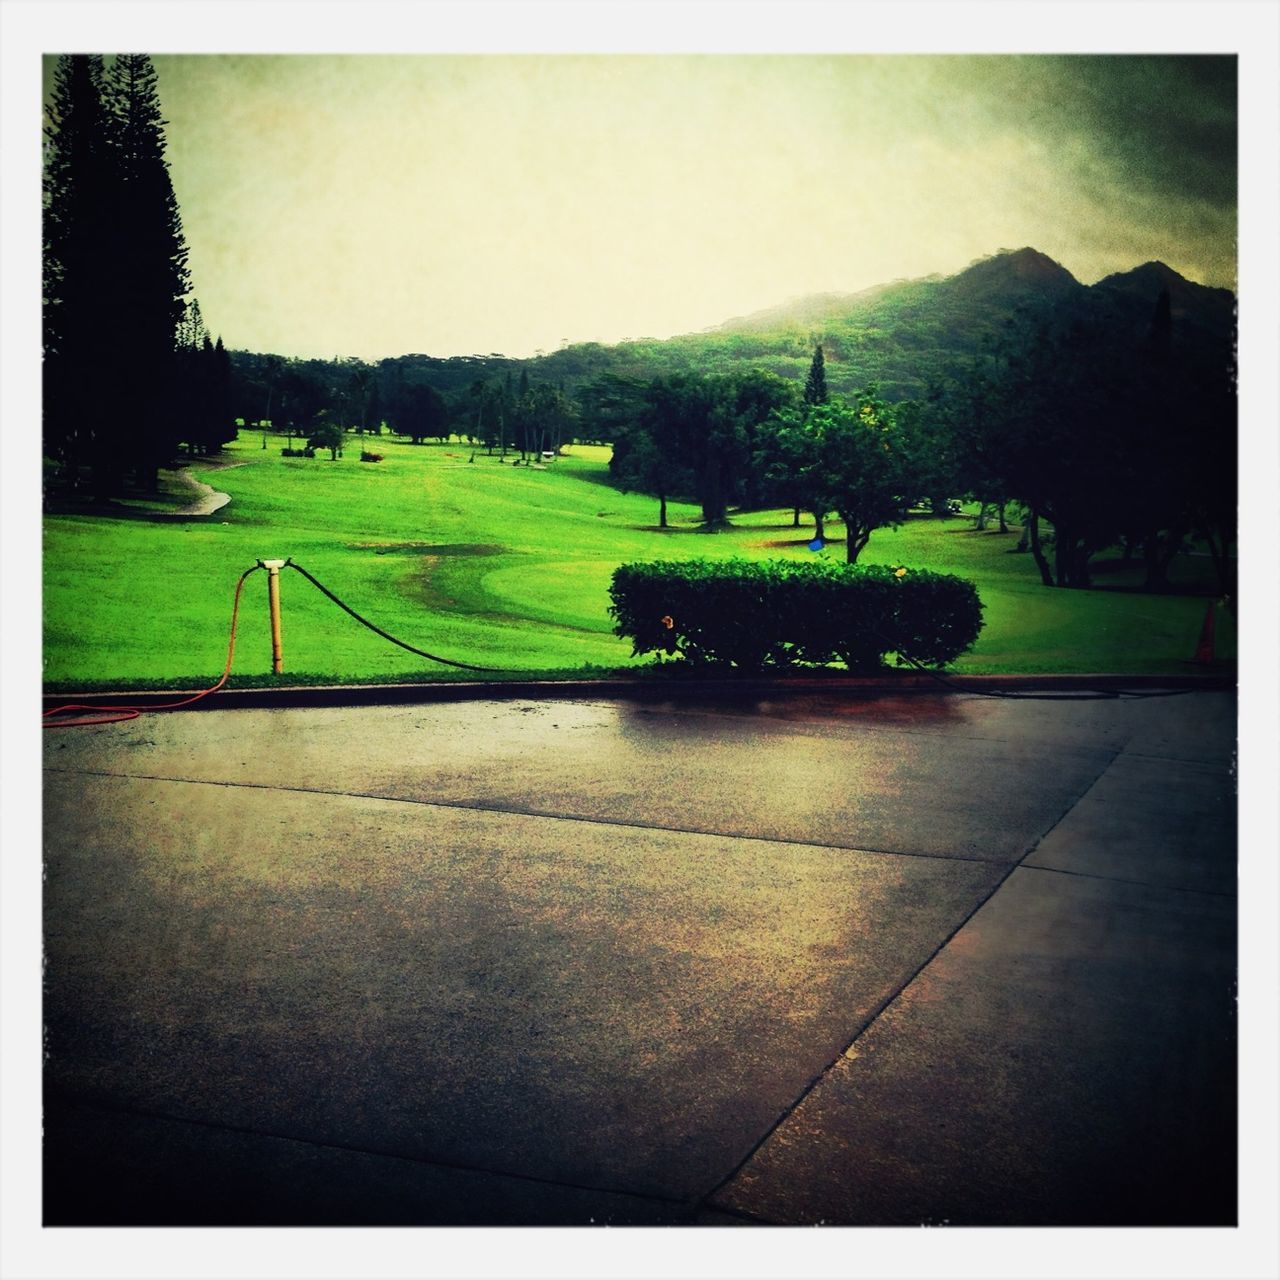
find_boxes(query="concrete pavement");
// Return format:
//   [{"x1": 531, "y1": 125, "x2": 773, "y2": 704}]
[{"x1": 41, "y1": 687, "x2": 1237, "y2": 1225}]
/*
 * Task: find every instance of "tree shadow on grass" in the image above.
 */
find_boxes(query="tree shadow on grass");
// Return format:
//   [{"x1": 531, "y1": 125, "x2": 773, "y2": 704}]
[
  {"x1": 757, "y1": 538, "x2": 849, "y2": 551},
  {"x1": 625, "y1": 523, "x2": 727, "y2": 534},
  {"x1": 1085, "y1": 557, "x2": 1227, "y2": 597},
  {"x1": 347, "y1": 542, "x2": 508, "y2": 557},
  {"x1": 43, "y1": 496, "x2": 226, "y2": 524}
]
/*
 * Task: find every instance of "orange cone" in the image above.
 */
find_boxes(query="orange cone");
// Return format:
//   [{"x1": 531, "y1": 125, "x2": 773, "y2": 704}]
[{"x1": 1192, "y1": 600, "x2": 1216, "y2": 665}]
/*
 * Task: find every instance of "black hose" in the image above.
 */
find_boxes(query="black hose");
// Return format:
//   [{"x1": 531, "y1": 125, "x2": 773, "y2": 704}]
[{"x1": 284, "y1": 559, "x2": 504, "y2": 673}]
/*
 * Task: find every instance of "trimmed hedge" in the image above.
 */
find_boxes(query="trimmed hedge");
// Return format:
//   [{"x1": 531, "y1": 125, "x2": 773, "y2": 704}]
[{"x1": 608, "y1": 557, "x2": 983, "y2": 672}]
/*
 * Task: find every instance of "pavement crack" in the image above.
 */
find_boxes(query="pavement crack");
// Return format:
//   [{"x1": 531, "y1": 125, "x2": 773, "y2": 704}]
[
  {"x1": 700, "y1": 745, "x2": 1127, "y2": 1212},
  {"x1": 1015, "y1": 745, "x2": 1124, "y2": 863},
  {"x1": 1019, "y1": 861, "x2": 1237, "y2": 899},
  {"x1": 43, "y1": 765, "x2": 1005, "y2": 869}
]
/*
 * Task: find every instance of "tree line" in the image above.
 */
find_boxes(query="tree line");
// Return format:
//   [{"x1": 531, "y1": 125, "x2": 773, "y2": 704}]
[
  {"x1": 229, "y1": 353, "x2": 577, "y2": 463},
  {"x1": 597, "y1": 283, "x2": 1235, "y2": 597},
  {"x1": 228, "y1": 283, "x2": 1235, "y2": 599},
  {"x1": 44, "y1": 54, "x2": 235, "y2": 500}
]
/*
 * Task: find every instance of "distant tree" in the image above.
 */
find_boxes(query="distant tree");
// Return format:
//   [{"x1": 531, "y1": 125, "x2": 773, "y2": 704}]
[
  {"x1": 611, "y1": 380, "x2": 695, "y2": 528},
  {"x1": 611, "y1": 371, "x2": 793, "y2": 529},
  {"x1": 891, "y1": 392, "x2": 962, "y2": 519},
  {"x1": 365, "y1": 380, "x2": 383, "y2": 435},
  {"x1": 723, "y1": 369, "x2": 797, "y2": 511},
  {"x1": 526, "y1": 383, "x2": 575, "y2": 456},
  {"x1": 278, "y1": 365, "x2": 328, "y2": 440},
  {"x1": 803, "y1": 343, "x2": 829, "y2": 406},
  {"x1": 754, "y1": 409, "x2": 830, "y2": 539},
  {"x1": 207, "y1": 338, "x2": 236, "y2": 450},
  {"x1": 389, "y1": 381, "x2": 449, "y2": 445},
  {"x1": 579, "y1": 373, "x2": 647, "y2": 447},
  {"x1": 959, "y1": 304, "x2": 1134, "y2": 587},
  {"x1": 514, "y1": 368, "x2": 532, "y2": 458},
  {"x1": 308, "y1": 414, "x2": 344, "y2": 460},
  {"x1": 465, "y1": 378, "x2": 495, "y2": 451},
  {"x1": 642, "y1": 375, "x2": 724, "y2": 525},
  {"x1": 255, "y1": 353, "x2": 285, "y2": 431},
  {"x1": 346, "y1": 366, "x2": 373, "y2": 433},
  {"x1": 815, "y1": 389, "x2": 910, "y2": 563},
  {"x1": 175, "y1": 298, "x2": 210, "y2": 454}
]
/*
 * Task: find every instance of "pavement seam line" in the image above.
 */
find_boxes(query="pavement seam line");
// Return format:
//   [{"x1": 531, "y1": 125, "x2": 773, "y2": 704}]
[
  {"x1": 42, "y1": 765, "x2": 1009, "y2": 869},
  {"x1": 46, "y1": 1089, "x2": 691, "y2": 1214},
  {"x1": 1114, "y1": 748, "x2": 1236, "y2": 766},
  {"x1": 1018, "y1": 860, "x2": 1237, "y2": 899},
  {"x1": 699, "y1": 743, "x2": 1126, "y2": 1216}
]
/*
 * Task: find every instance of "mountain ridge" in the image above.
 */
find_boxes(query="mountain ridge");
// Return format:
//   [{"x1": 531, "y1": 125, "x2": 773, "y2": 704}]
[
  {"x1": 230, "y1": 247, "x2": 1235, "y2": 412},
  {"x1": 709, "y1": 247, "x2": 1229, "y2": 340}
]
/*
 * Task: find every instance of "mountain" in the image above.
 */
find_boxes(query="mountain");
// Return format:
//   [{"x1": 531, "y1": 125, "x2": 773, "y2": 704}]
[
  {"x1": 230, "y1": 248, "x2": 1235, "y2": 419},
  {"x1": 613, "y1": 248, "x2": 1096, "y2": 400},
  {"x1": 712, "y1": 279, "x2": 924, "y2": 335},
  {"x1": 1092, "y1": 260, "x2": 1235, "y2": 334},
  {"x1": 936, "y1": 246, "x2": 1080, "y2": 304},
  {"x1": 554, "y1": 247, "x2": 1230, "y2": 402}
]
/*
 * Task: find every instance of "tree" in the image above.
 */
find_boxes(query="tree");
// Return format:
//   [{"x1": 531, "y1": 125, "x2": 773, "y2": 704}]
[
  {"x1": 580, "y1": 373, "x2": 647, "y2": 447},
  {"x1": 308, "y1": 414, "x2": 345, "y2": 460},
  {"x1": 602, "y1": 376, "x2": 691, "y2": 527},
  {"x1": 44, "y1": 54, "x2": 194, "y2": 496},
  {"x1": 958, "y1": 299, "x2": 1147, "y2": 588},
  {"x1": 174, "y1": 300, "x2": 224, "y2": 455},
  {"x1": 803, "y1": 343, "x2": 829, "y2": 406},
  {"x1": 465, "y1": 378, "x2": 495, "y2": 451},
  {"x1": 754, "y1": 409, "x2": 829, "y2": 539},
  {"x1": 278, "y1": 364, "x2": 328, "y2": 439},
  {"x1": 514, "y1": 367, "x2": 533, "y2": 458},
  {"x1": 609, "y1": 371, "x2": 793, "y2": 529},
  {"x1": 100, "y1": 54, "x2": 192, "y2": 490},
  {"x1": 891, "y1": 391, "x2": 962, "y2": 519},
  {"x1": 389, "y1": 381, "x2": 449, "y2": 445},
  {"x1": 43, "y1": 55, "x2": 118, "y2": 492},
  {"x1": 723, "y1": 369, "x2": 796, "y2": 511},
  {"x1": 365, "y1": 379, "x2": 383, "y2": 435},
  {"x1": 812, "y1": 389, "x2": 910, "y2": 563}
]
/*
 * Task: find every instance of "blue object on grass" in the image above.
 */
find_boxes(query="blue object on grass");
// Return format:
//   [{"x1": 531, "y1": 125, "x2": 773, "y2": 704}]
[{"x1": 808, "y1": 538, "x2": 824, "y2": 552}]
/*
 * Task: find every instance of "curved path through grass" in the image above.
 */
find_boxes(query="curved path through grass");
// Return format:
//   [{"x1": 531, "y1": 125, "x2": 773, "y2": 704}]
[{"x1": 170, "y1": 465, "x2": 234, "y2": 517}]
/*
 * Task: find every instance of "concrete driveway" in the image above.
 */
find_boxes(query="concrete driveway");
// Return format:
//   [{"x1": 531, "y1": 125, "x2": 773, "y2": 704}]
[{"x1": 41, "y1": 687, "x2": 1237, "y2": 1226}]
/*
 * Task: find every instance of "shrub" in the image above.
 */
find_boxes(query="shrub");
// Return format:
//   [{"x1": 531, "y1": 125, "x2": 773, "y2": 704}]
[
  {"x1": 608, "y1": 557, "x2": 983, "y2": 672},
  {"x1": 281, "y1": 446, "x2": 316, "y2": 458},
  {"x1": 360, "y1": 451, "x2": 384, "y2": 463}
]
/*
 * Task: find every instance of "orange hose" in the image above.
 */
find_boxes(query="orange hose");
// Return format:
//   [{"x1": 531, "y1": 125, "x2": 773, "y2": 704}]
[{"x1": 43, "y1": 565, "x2": 262, "y2": 729}]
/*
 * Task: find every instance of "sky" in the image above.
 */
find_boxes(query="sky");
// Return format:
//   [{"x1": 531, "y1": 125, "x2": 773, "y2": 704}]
[{"x1": 50, "y1": 52, "x2": 1238, "y2": 361}]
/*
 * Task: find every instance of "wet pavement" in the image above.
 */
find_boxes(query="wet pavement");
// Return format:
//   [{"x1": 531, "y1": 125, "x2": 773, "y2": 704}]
[{"x1": 41, "y1": 688, "x2": 1237, "y2": 1225}]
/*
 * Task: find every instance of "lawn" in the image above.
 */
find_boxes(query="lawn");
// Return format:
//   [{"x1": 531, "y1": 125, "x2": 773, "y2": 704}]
[{"x1": 42, "y1": 431, "x2": 1236, "y2": 688}]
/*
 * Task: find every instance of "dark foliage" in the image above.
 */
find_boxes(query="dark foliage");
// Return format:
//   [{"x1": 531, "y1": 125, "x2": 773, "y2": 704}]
[
  {"x1": 945, "y1": 269, "x2": 1236, "y2": 592},
  {"x1": 609, "y1": 558, "x2": 983, "y2": 672},
  {"x1": 803, "y1": 344, "x2": 829, "y2": 405},
  {"x1": 43, "y1": 54, "x2": 242, "y2": 496}
]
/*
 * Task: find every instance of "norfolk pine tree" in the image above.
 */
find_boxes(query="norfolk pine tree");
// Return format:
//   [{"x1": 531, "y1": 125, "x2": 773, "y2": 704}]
[
  {"x1": 43, "y1": 55, "x2": 117, "y2": 492},
  {"x1": 102, "y1": 54, "x2": 192, "y2": 490},
  {"x1": 803, "y1": 343, "x2": 829, "y2": 406}
]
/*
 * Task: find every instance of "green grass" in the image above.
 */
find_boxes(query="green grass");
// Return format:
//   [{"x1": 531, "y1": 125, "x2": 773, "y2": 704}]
[{"x1": 42, "y1": 431, "x2": 1236, "y2": 688}]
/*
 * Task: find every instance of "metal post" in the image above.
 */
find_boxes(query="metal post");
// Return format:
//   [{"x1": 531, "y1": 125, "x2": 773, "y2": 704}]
[{"x1": 259, "y1": 559, "x2": 286, "y2": 673}]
